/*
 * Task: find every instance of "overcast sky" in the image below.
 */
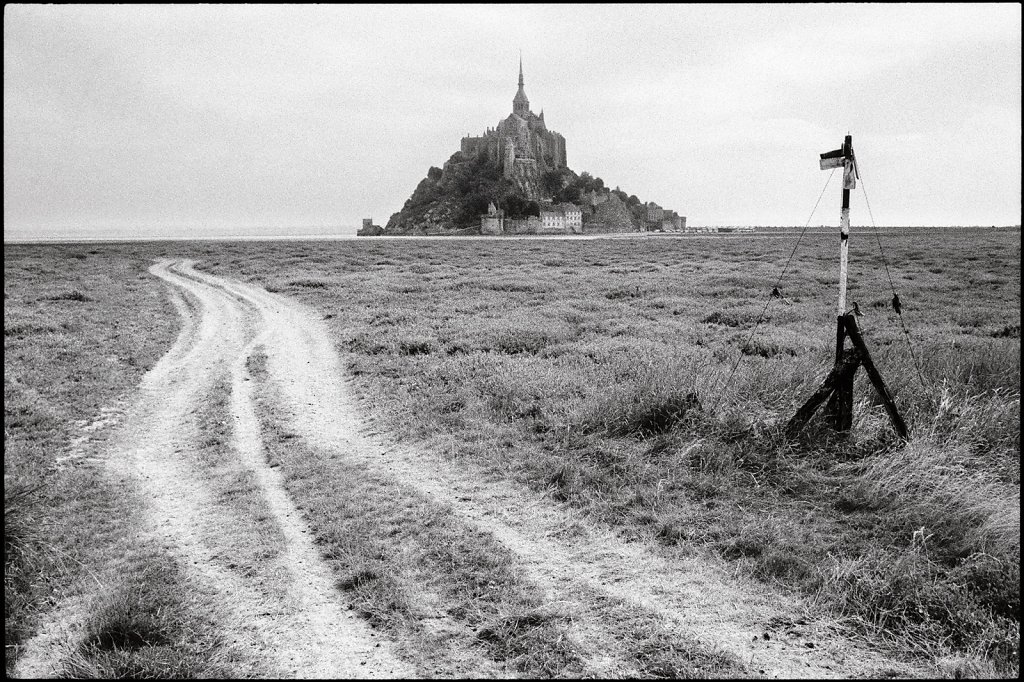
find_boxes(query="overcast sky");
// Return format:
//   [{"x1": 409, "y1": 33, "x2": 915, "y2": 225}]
[{"x1": 4, "y1": 3, "x2": 1021, "y2": 239}]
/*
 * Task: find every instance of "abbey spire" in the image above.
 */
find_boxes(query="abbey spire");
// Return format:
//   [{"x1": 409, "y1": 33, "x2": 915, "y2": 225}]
[{"x1": 513, "y1": 55, "x2": 530, "y2": 117}]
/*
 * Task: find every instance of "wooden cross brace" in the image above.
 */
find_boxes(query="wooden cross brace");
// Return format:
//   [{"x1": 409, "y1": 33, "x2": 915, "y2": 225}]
[{"x1": 786, "y1": 313, "x2": 909, "y2": 441}]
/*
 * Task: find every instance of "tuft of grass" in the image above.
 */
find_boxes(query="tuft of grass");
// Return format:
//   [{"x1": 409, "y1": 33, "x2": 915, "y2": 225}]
[
  {"x1": 59, "y1": 551, "x2": 241, "y2": 679},
  {"x1": 605, "y1": 285, "x2": 645, "y2": 300},
  {"x1": 475, "y1": 609, "x2": 584, "y2": 676},
  {"x1": 578, "y1": 351, "x2": 712, "y2": 437},
  {"x1": 4, "y1": 322, "x2": 61, "y2": 337},
  {"x1": 845, "y1": 440, "x2": 1020, "y2": 557},
  {"x1": 491, "y1": 326, "x2": 564, "y2": 355},
  {"x1": 702, "y1": 310, "x2": 752, "y2": 328}
]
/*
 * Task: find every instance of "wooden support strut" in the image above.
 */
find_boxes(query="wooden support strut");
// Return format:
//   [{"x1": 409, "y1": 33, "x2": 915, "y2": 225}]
[
  {"x1": 787, "y1": 343, "x2": 862, "y2": 435},
  {"x1": 843, "y1": 314, "x2": 910, "y2": 441},
  {"x1": 786, "y1": 314, "x2": 910, "y2": 441}
]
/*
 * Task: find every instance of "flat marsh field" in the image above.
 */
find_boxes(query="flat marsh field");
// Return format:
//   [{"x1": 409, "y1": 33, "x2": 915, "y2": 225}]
[{"x1": 5, "y1": 228, "x2": 1020, "y2": 678}]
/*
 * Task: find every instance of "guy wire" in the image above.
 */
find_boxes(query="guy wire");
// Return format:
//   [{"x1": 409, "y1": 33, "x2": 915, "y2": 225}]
[
  {"x1": 711, "y1": 166, "x2": 838, "y2": 412},
  {"x1": 859, "y1": 172, "x2": 929, "y2": 390}
]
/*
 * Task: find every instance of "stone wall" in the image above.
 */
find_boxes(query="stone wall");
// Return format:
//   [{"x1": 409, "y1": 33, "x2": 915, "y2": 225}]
[
  {"x1": 537, "y1": 219, "x2": 569, "y2": 234},
  {"x1": 481, "y1": 215, "x2": 503, "y2": 235},
  {"x1": 504, "y1": 216, "x2": 542, "y2": 234},
  {"x1": 460, "y1": 136, "x2": 485, "y2": 157}
]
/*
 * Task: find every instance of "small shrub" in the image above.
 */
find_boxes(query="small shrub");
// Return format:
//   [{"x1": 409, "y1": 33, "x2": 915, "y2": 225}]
[
  {"x1": 739, "y1": 338, "x2": 796, "y2": 358},
  {"x1": 287, "y1": 279, "x2": 328, "y2": 289},
  {"x1": 337, "y1": 567, "x2": 381, "y2": 591},
  {"x1": 398, "y1": 338, "x2": 433, "y2": 356},
  {"x1": 702, "y1": 310, "x2": 747, "y2": 327},
  {"x1": 45, "y1": 290, "x2": 93, "y2": 302},
  {"x1": 493, "y1": 329, "x2": 554, "y2": 355},
  {"x1": 616, "y1": 393, "x2": 701, "y2": 437},
  {"x1": 4, "y1": 322, "x2": 60, "y2": 337},
  {"x1": 605, "y1": 286, "x2": 643, "y2": 300}
]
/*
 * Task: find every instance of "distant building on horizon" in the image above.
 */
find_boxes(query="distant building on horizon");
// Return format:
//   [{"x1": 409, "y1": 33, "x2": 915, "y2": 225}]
[
  {"x1": 482, "y1": 200, "x2": 582, "y2": 236},
  {"x1": 357, "y1": 217, "x2": 383, "y2": 236}
]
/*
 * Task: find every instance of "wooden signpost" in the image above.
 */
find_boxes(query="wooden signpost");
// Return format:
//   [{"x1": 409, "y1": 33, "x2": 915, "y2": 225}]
[{"x1": 786, "y1": 135, "x2": 909, "y2": 441}]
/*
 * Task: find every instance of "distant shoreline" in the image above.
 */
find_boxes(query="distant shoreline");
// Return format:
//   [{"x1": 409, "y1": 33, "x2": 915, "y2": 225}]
[{"x1": 4, "y1": 224, "x2": 1018, "y2": 245}]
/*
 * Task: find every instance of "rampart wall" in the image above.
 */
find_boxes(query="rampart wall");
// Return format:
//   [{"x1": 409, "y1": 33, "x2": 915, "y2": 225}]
[{"x1": 504, "y1": 216, "x2": 542, "y2": 234}]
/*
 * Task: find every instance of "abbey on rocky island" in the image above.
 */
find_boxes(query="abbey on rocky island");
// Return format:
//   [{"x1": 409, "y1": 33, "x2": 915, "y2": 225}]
[
  {"x1": 368, "y1": 58, "x2": 687, "y2": 236},
  {"x1": 458, "y1": 58, "x2": 567, "y2": 200}
]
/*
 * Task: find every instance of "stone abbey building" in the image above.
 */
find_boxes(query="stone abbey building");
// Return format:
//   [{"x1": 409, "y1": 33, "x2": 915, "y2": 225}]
[{"x1": 459, "y1": 59, "x2": 567, "y2": 200}]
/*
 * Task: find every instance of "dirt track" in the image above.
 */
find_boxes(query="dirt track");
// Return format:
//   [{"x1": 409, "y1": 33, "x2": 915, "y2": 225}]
[{"x1": 17, "y1": 259, "x2": 924, "y2": 678}]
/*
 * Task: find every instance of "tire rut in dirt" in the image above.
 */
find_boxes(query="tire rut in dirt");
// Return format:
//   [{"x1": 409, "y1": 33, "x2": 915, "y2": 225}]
[{"x1": 98, "y1": 260, "x2": 413, "y2": 679}]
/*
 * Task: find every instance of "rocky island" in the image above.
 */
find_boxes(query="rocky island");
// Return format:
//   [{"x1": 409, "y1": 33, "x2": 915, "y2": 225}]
[{"x1": 361, "y1": 60, "x2": 684, "y2": 236}]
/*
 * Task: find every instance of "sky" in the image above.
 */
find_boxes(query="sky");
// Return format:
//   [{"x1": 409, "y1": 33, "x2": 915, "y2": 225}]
[{"x1": 3, "y1": 3, "x2": 1021, "y2": 240}]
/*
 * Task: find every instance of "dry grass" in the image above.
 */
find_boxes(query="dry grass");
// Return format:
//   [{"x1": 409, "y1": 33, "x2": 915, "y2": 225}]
[
  {"x1": 5, "y1": 229, "x2": 1019, "y2": 677},
  {"x1": 192, "y1": 227, "x2": 1019, "y2": 675},
  {"x1": 58, "y1": 550, "x2": 244, "y2": 679},
  {"x1": 249, "y1": 348, "x2": 747, "y2": 677},
  {"x1": 3, "y1": 244, "x2": 262, "y2": 677}
]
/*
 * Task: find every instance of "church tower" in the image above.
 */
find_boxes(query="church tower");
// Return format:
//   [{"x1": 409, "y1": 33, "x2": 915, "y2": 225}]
[{"x1": 512, "y1": 56, "x2": 530, "y2": 117}]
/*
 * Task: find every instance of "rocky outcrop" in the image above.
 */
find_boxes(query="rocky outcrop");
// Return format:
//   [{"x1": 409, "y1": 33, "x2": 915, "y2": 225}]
[
  {"x1": 382, "y1": 157, "x2": 480, "y2": 235},
  {"x1": 583, "y1": 193, "x2": 638, "y2": 233},
  {"x1": 505, "y1": 159, "x2": 542, "y2": 201}
]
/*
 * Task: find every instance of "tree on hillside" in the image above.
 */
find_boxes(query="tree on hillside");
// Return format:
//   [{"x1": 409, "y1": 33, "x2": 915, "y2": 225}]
[
  {"x1": 501, "y1": 193, "x2": 530, "y2": 218},
  {"x1": 497, "y1": 193, "x2": 541, "y2": 218},
  {"x1": 541, "y1": 169, "x2": 565, "y2": 197},
  {"x1": 458, "y1": 191, "x2": 492, "y2": 225},
  {"x1": 560, "y1": 185, "x2": 582, "y2": 204}
]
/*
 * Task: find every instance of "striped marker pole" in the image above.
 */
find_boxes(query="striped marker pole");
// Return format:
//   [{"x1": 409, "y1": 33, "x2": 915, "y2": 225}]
[
  {"x1": 829, "y1": 135, "x2": 855, "y2": 431},
  {"x1": 836, "y1": 134, "x2": 853, "y2": 359}
]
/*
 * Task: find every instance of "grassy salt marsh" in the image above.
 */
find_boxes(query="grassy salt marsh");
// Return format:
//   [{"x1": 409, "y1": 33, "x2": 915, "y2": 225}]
[
  {"x1": 198, "y1": 229, "x2": 1020, "y2": 675},
  {"x1": 5, "y1": 228, "x2": 1019, "y2": 676}
]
